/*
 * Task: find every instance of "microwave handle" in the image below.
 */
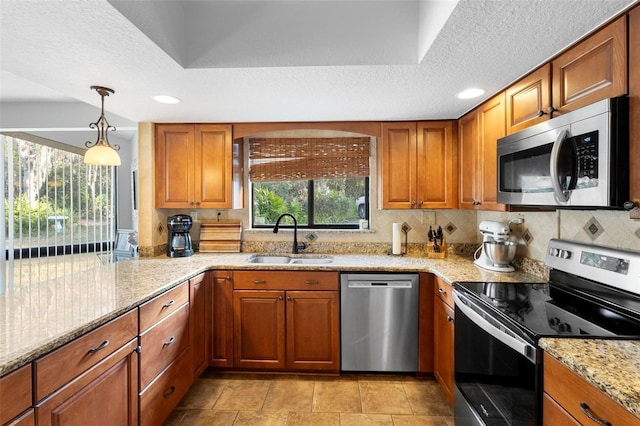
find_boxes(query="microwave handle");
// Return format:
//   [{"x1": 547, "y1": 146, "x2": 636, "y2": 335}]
[{"x1": 549, "y1": 129, "x2": 574, "y2": 203}]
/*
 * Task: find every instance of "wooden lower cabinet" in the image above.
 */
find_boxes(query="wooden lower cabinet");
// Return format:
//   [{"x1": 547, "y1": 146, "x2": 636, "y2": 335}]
[
  {"x1": 233, "y1": 272, "x2": 340, "y2": 372},
  {"x1": 433, "y1": 278, "x2": 455, "y2": 405},
  {"x1": 543, "y1": 353, "x2": 640, "y2": 425},
  {"x1": 190, "y1": 273, "x2": 208, "y2": 378},
  {"x1": 207, "y1": 271, "x2": 234, "y2": 368},
  {"x1": 35, "y1": 338, "x2": 139, "y2": 426},
  {"x1": 285, "y1": 291, "x2": 340, "y2": 371},
  {"x1": 139, "y1": 350, "x2": 192, "y2": 426},
  {"x1": 233, "y1": 290, "x2": 286, "y2": 370},
  {"x1": 0, "y1": 364, "x2": 32, "y2": 425}
]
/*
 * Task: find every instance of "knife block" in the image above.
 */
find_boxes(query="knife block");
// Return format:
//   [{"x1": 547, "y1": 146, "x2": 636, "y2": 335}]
[{"x1": 427, "y1": 238, "x2": 447, "y2": 259}]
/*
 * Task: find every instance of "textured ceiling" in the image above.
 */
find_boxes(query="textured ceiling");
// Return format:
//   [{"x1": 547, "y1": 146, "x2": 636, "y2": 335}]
[{"x1": 0, "y1": 0, "x2": 636, "y2": 126}]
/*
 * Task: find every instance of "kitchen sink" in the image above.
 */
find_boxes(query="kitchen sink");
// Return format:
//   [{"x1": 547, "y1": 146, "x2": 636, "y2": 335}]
[{"x1": 246, "y1": 255, "x2": 333, "y2": 264}]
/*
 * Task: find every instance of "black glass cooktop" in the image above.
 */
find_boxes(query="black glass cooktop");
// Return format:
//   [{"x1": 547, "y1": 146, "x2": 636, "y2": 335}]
[{"x1": 454, "y1": 279, "x2": 640, "y2": 340}]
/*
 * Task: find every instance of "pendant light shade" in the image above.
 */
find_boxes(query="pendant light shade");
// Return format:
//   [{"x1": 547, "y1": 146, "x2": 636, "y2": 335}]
[{"x1": 84, "y1": 86, "x2": 121, "y2": 166}]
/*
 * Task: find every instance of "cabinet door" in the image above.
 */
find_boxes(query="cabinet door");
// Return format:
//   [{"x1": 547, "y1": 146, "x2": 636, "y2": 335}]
[
  {"x1": 506, "y1": 64, "x2": 552, "y2": 134},
  {"x1": 629, "y1": 7, "x2": 640, "y2": 215},
  {"x1": 458, "y1": 110, "x2": 479, "y2": 209},
  {"x1": 0, "y1": 364, "x2": 32, "y2": 425},
  {"x1": 433, "y1": 298, "x2": 454, "y2": 405},
  {"x1": 477, "y1": 92, "x2": 507, "y2": 211},
  {"x1": 379, "y1": 122, "x2": 417, "y2": 209},
  {"x1": 418, "y1": 273, "x2": 434, "y2": 374},
  {"x1": 194, "y1": 124, "x2": 233, "y2": 208},
  {"x1": 190, "y1": 273, "x2": 207, "y2": 378},
  {"x1": 416, "y1": 121, "x2": 458, "y2": 209},
  {"x1": 207, "y1": 272, "x2": 234, "y2": 368},
  {"x1": 552, "y1": 16, "x2": 627, "y2": 114},
  {"x1": 233, "y1": 290, "x2": 285, "y2": 370},
  {"x1": 285, "y1": 291, "x2": 339, "y2": 372},
  {"x1": 155, "y1": 124, "x2": 194, "y2": 208},
  {"x1": 35, "y1": 339, "x2": 138, "y2": 426}
]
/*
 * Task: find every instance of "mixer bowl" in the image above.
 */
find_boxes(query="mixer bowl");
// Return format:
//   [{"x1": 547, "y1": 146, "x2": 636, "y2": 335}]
[{"x1": 483, "y1": 240, "x2": 517, "y2": 265}]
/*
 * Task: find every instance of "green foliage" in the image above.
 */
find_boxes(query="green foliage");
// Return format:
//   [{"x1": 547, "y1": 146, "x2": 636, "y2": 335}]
[
  {"x1": 253, "y1": 177, "x2": 365, "y2": 226},
  {"x1": 4, "y1": 194, "x2": 70, "y2": 236}
]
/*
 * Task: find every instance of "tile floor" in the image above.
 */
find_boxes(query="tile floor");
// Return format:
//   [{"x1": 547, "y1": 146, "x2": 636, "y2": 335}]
[{"x1": 165, "y1": 371, "x2": 454, "y2": 425}]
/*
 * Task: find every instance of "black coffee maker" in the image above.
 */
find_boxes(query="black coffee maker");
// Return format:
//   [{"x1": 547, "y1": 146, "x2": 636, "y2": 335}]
[{"x1": 167, "y1": 215, "x2": 194, "y2": 257}]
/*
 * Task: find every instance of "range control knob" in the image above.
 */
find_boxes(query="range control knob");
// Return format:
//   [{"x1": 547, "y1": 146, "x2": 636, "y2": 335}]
[
  {"x1": 549, "y1": 317, "x2": 560, "y2": 327},
  {"x1": 560, "y1": 250, "x2": 571, "y2": 259},
  {"x1": 549, "y1": 248, "x2": 559, "y2": 257},
  {"x1": 558, "y1": 323, "x2": 572, "y2": 333}
]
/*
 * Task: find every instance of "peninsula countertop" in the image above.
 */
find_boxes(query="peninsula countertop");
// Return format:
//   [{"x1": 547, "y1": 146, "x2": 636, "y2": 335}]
[{"x1": 0, "y1": 252, "x2": 540, "y2": 376}]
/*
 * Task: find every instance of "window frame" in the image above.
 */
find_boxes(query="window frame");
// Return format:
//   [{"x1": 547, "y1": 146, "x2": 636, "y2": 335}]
[{"x1": 251, "y1": 177, "x2": 369, "y2": 230}]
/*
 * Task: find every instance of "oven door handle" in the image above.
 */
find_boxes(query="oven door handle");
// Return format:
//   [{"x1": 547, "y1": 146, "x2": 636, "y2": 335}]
[{"x1": 453, "y1": 291, "x2": 539, "y2": 364}]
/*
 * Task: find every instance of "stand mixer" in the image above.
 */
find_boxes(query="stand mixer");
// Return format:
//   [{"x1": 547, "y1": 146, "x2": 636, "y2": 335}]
[{"x1": 474, "y1": 220, "x2": 517, "y2": 272}]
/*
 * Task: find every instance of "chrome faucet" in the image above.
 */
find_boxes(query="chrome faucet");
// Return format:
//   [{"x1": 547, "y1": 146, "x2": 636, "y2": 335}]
[{"x1": 273, "y1": 213, "x2": 307, "y2": 254}]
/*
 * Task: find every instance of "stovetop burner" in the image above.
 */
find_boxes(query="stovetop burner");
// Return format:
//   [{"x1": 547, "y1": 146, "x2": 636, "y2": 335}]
[{"x1": 455, "y1": 239, "x2": 640, "y2": 341}]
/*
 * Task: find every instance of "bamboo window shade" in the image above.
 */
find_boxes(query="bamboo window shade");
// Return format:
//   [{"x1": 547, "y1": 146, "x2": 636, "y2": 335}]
[{"x1": 249, "y1": 137, "x2": 370, "y2": 182}]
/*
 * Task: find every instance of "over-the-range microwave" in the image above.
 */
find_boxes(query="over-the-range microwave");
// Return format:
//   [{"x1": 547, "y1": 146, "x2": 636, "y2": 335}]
[{"x1": 497, "y1": 96, "x2": 629, "y2": 208}]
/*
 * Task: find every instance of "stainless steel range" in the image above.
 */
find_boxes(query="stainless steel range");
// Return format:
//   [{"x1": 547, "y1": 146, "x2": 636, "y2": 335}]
[{"x1": 453, "y1": 239, "x2": 640, "y2": 425}]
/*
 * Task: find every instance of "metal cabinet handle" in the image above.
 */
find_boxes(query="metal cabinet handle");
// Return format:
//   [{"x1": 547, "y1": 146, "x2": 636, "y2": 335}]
[
  {"x1": 438, "y1": 288, "x2": 446, "y2": 295},
  {"x1": 88, "y1": 340, "x2": 110, "y2": 354},
  {"x1": 287, "y1": 296, "x2": 292, "y2": 301},
  {"x1": 252, "y1": 280, "x2": 267, "y2": 284},
  {"x1": 305, "y1": 280, "x2": 318, "y2": 285},
  {"x1": 163, "y1": 336, "x2": 176, "y2": 347},
  {"x1": 579, "y1": 403, "x2": 611, "y2": 426},
  {"x1": 163, "y1": 386, "x2": 176, "y2": 399},
  {"x1": 225, "y1": 276, "x2": 232, "y2": 280},
  {"x1": 278, "y1": 295, "x2": 284, "y2": 301},
  {"x1": 162, "y1": 299, "x2": 175, "y2": 309},
  {"x1": 447, "y1": 316, "x2": 454, "y2": 322}
]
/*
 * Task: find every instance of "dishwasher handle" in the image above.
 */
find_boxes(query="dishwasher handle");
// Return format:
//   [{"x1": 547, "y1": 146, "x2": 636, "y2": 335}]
[{"x1": 347, "y1": 280, "x2": 414, "y2": 288}]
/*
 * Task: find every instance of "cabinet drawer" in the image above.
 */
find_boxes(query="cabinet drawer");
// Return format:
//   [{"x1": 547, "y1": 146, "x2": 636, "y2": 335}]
[
  {"x1": 139, "y1": 282, "x2": 189, "y2": 332},
  {"x1": 139, "y1": 350, "x2": 192, "y2": 426},
  {"x1": 544, "y1": 353, "x2": 639, "y2": 425},
  {"x1": 139, "y1": 303, "x2": 190, "y2": 390},
  {"x1": 234, "y1": 271, "x2": 339, "y2": 291},
  {"x1": 434, "y1": 276, "x2": 454, "y2": 308},
  {"x1": 34, "y1": 309, "x2": 138, "y2": 402},
  {"x1": 5, "y1": 408, "x2": 34, "y2": 426},
  {"x1": 0, "y1": 364, "x2": 32, "y2": 425}
]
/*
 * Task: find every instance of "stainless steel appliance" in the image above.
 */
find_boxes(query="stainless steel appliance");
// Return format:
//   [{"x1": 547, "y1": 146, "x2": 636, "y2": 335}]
[
  {"x1": 497, "y1": 97, "x2": 628, "y2": 208},
  {"x1": 473, "y1": 220, "x2": 517, "y2": 272},
  {"x1": 341, "y1": 273, "x2": 419, "y2": 372},
  {"x1": 167, "y1": 214, "x2": 194, "y2": 257},
  {"x1": 453, "y1": 239, "x2": 640, "y2": 425}
]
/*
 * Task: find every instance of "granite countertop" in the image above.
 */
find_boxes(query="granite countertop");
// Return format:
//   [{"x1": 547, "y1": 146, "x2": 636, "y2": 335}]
[
  {"x1": 540, "y1": 338, "x2": 640, "y2": 419},
  {"x1": 0, "y1": 252, "x2": 541, "y2": 376}
]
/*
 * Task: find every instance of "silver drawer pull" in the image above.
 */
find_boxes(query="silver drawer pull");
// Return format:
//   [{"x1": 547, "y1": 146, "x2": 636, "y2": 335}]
[
  {"x1": 252, "y1": 280, "x2": 267, "y2": 284},
  {"x1": 438, "y1": 288, "x2": 446, "y2": 295},
  {"x1": 163, "y1": 336, "x2": 176, "y2": 347},
  {"x1": 88, "y1": 340, "x2": 110, "y2": 354},
  {"x1": 162, "y1": 299, "x2": 175, "y2": 309},
  {"x1": 447, "y1": 316, "x2": 454, "y2": 322},
  {"x1": 163, "y1": 386, "x2": 176, "y2": 399},
  {"x1": 305, "y1": 280, "x2": 319, "y2": 285},
  {"x1": 579, "y1": 402, "x2": 611, "y2": 426}
]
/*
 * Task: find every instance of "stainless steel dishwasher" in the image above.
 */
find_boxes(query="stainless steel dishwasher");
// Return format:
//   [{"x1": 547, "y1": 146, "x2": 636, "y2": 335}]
[{"x1": 340, "y1": 273, "x2": 419, "y2": 372}]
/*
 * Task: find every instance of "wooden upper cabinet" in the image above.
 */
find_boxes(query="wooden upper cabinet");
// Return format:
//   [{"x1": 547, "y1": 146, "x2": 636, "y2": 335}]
[
  {"x1": 458, "y1": 94, "x2": 507, "y2": 211},
  {"x1": 416, "y1": 121, "x2": 458, "y2": 209},
  {"x1": 380, "y1": 122, "x2": 417, "y2": 209},
  {"x1": 458, "y1": 110, "x2": 479, "y2": 209},
  {"x1": 380, "y1": 121, "x2": 457, "y2": 209},
  {"x1": 506, "y1": 64, "x2": 552, "y2": 134},
  {"x1": 552, "y1": 15, "x2": 627, "y2": 114},
  {"x1": 478, "y1": 93, "x2": 507, "y2": 211},
  {"x1": 155, "y1": 123, "x2": 233, "y2": 209}
]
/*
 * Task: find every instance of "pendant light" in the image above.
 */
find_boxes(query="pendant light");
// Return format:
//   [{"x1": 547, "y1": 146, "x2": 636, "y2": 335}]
[{"x1": 84, "y1": 85, "x2": 121, "y2": 166}]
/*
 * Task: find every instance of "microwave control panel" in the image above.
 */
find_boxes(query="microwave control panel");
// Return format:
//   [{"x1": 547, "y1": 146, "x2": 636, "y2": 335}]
[{"x1": 574, "y1": 130, "x2": 598, "y2": 179}]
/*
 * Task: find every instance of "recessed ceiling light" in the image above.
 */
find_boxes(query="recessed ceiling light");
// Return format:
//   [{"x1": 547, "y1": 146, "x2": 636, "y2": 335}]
[
  {"x1": 153, "y1": 95, "x2": 180, "y2": 104},
  {"x1": 456, "y1": 88, "x2": 486, "y2": 99}
]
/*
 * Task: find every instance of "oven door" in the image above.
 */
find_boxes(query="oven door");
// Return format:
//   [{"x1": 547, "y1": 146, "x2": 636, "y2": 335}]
[{"x1": 453, "y1": 291, "x2": 542, "y2": 426}]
